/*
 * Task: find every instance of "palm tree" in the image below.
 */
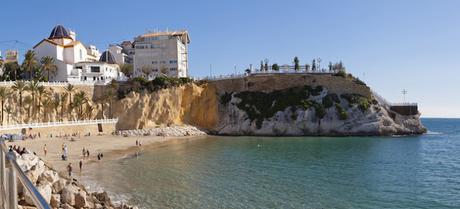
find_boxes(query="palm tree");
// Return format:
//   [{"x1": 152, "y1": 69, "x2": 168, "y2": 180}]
[
  {"x1": 0, "y1": 87, "x2": 12, "y2": 125},
  {"x1": 85, "y1": 104, "x2": 94, "y2": 119},
  {"x1": 74, "y1": 91, "x2": 88, "y2": 119},
  {"x1": 41, "y1": 98, "x2": 52, "y2": 122},
  {"x1": 5, "y1": 105, "x2": 12, "y2": 125},
  {"x1": 52, "y1": 94, "x2": 60, "y2": 121},
  {"x1": 12, "y1": 80, "x2": 26, "y2": 120},
  {"x1": 64, "y1": 83, "x2": 75, "y2": 107},
  {"x1": 106, "y1": 90, "x2": 116, "y2": 118},
  {"x1": 40, "y1": 56, "x2": 57, "y2": 81},
  {"x1": 73, "y1": 91, "x2": 88, "y2": 119},
  {"x1": 60, "y1": 92, "x2": 68, "y2": 121},
  {"x1": 36, "y1": 86, "x2": 49, "y2": 119},
  {"x1": 26, "y1": 81, "x2": 41, "y2": 120},
  {"x1": 22, "y1": 50, "x2": 39, "y2": 80},
  {"x1": 23, "y1": 96, "x2": 33, "y2": 120},
  {"x1": 97, "y1": 95, "x2": 108, "y2": 119}
]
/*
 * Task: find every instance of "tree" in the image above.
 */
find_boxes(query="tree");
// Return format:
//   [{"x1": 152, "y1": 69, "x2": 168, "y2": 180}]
[
  {"x1": 260, "y1": 61, "x2": 264, "y2": 71},
  {"x1": 26, "y1": 81, "x2": 41, "y2": 120},
  {"x1": 85, "y1": 104, "x2": 94, "y2": 119},
  {"x1": 328, "y1": 62, "x2": 333, "y2": 72},
  {"x1": 36, "y1": 86, "x2": 50, "y2": 119},
  {"x1": 64, "y1": 83, "x2": 75, "y2": 108},
  {"x1": 22, "y1": 50, "x2": 39, "y2": 80},
  {"x1": 120, "y1": 64, "x2": 134, "y2": 78},
  {"x1": 312, "y1": 59, "x2": 317, "y2": 71},
  {"x1": 5, "y1": 105, "x2": 12, "y2": 125},
  {"x1": 41, "y1": 98, "x2": 52, "y2": 122},
  {"x1": 97, "y1": 95, "x2": 108, "y2": 119},
  {"x1": 305, "y1": 64, "x2": 310, "y2": 72},
  {"x1": 52, "y1": 94, "x2": 60, "y2": 121},
  {"x1": 245, "y1": 68, "x2": 251, "y2": 74},
  {"x1": 40, "y1": 56, "x2": 57, "y2": 81},
  {"x1": 272, "y1": 63, "x2": 280, "y2": 71},
  {"x1": 23, "y1": 96, "x2": 33, "y2": 120},
  {"x1": 2, "y1": 62, "x2": 21, "y2": 81},
  {"x1": 73, "y1": 91, "x2": 88, "y2": 119},
  {"x1": 12, "y1": 80, "x2": 26, "y2": 120},
  {"x1": 141, "y1": 66, "x2": 152, "y2": 79},
  {"x1": 0, "y1": 87, "x2": 12, "y2": 125},
  {"x1": 294, "y1": 57, "x2": 300, "y2": 71},
  {"x1": 264, "y1": 60, "x2": 269, "y2": 71}
]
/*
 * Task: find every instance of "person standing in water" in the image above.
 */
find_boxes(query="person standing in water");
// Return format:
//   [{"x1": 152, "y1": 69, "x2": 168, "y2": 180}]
[
  {"x1": 79, "y1": 160, "x2": 83, "y2": 172},
  {"x1": 67, "y1": 163, "x2": 72, "y2": 177},
  {"x1": 43, "y1": 144, "x2": 47, "y2": 156}
]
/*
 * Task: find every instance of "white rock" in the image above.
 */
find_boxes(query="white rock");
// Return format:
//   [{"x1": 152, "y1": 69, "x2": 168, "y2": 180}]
[
  {"x1": 50, "y1": 194, "x2": 61, "y2": 208},
  {"x1": 61, "y1": 184, "x2": 80, "y2": 206},
  {"x1": 39, "y1": 170, "x2": 60, "y2": 184},
  {"x1": 52, "y1": 178, "x2": 67, "y2": 193},
  {"x1": 25, "y1": 183, "x2": 51, "y2": 205}
]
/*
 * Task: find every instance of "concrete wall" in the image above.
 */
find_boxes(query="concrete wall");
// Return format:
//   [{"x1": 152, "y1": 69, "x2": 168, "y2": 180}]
[{"x1": 390, "y1": 105, "x2": 418, "y2": 116}]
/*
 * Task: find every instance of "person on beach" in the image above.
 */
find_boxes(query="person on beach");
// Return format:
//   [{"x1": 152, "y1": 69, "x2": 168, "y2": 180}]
[
  {"x1": 67, "y1": 163, "x2": 72, "y2": 177},
  {"x1": 43, "y1": 144, "x2": 47, "y2": 156},
  {"x1": 86, "y1": 150, "x2": 90, "y2": 157},
  {"x1": 82, "y1": 148, "x2": 86, "y2": 157},
  {"x1": 136, "y1": 140, "x2": 138, "y2": 146},
  {"x1": 79, "y1": 160, "x2": 83, "y2": 172},
  {"x1": 97, "y1": 153, "x2": 101, "y2": 161}
]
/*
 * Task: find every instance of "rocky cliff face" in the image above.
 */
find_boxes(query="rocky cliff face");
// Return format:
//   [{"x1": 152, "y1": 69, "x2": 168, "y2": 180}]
[{"x1": 112, "y1": 74, "x2": 426, "y2": 136}]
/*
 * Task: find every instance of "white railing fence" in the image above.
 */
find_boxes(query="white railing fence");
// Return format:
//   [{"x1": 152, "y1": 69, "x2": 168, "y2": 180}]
[
  {"x1": 0, "y1": 118, "x2": 118, "y2": 131},
  {"x1": 194, "y1": 69, "x2": 337, "y2": 81},
  {"x1": 0, "y1": 80, "x2": 110, "y2": 87}
]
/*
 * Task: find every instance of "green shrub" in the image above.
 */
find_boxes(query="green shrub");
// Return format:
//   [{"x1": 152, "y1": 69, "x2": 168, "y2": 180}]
[
  {"x1": 335, "y1": 103, "x2": 348, "y2": 120},
  {"x1": 322, "y1": 94, "x2": 339, "y2": 108},
  {"x1": 341, "y1": 93, "x2": 370, "y2": 112},
  {"x1": 220, "y1": 92, "x2": 233, "y2": 105}
]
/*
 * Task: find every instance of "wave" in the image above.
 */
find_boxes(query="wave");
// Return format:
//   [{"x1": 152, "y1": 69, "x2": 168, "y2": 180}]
[{"x1": 426, "y1": 130, "x2": 443, "y2": 135}]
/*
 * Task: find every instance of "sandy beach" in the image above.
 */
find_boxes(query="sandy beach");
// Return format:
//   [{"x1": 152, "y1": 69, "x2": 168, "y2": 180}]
[{"x1": 7, "y1": 134, "x2": 207, "y2": 178}]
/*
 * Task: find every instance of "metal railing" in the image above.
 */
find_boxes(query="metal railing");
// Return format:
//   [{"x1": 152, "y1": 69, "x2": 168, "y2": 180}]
[
  {"x1": 0, "y1": 118, "x2": 118, "y2": 131},
  {"x1": 0, "y1": 80, "x2": 110, "y2": 86},
  {"x1": 371, "y1": 90, "x2": 418, "y2": 108},
  {"x1": 0, "y1": 140, "x2": 51, "y2": 209},
  {"x1": 194, "y1": 69, "x2": 336, "y2": 81}
]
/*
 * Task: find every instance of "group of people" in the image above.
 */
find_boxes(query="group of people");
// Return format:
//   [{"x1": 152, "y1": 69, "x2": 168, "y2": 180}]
[
  {"x1": 82, "y1": 148, "x2": 90, "y2": 158},
  {"x1": 66, "y1": 160, "x2": 83, "y2": 177},
  {"x1": 9, "y1": 145, "x2": 30, "y2": 155}
]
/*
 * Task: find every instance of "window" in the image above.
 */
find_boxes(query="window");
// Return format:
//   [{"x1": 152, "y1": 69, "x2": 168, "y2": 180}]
[
  {"x1": 90, "y1": 66, "x2": 100, "y2": 73},
  {"x1": 160, "y1": 61, "x2": 166, "y2": 64},
  {"x1": 79, "y1": 49, "x2": 83, "y2": 60},
  {"x1": 76, "y1": 66, "x2": 82, "y2": 69},
  {"x1": 152, "y1": 61, "x2": 158, "y2": 64},
  {"x1": 170, "y1": 60, "x2": 177, "y2": 64},
  {"x1": 170, "y1": 68, "x2": 177, "y2": 71}
]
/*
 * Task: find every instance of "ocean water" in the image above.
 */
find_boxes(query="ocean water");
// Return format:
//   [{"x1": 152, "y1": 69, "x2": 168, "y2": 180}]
[{"x1": 81, "y1": 118, "x2": 460, "y2": 209}]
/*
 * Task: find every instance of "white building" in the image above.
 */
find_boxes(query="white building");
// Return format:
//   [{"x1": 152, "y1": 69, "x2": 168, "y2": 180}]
[
  {"x1": 108, "y1": 44, "x2": 127, "y2": 65},
  {"x1": 133, "y1": 30, "x2": 190, "y2": 78},
  {"x1": 33, "y1": 25, "x2": 125, "y2": 83}
]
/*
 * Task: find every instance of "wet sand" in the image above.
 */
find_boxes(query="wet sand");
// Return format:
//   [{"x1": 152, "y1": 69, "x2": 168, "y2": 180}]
[{"x1": 7, "y1": 134, "x2": 207, "y2": 178}]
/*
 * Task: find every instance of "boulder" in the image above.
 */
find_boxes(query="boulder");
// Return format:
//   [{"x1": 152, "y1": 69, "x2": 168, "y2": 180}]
[
  {"x1": 52, "y1": 178, "x2": 67, "y2": 193},
  {"x1": 50, "y1": 194, "x2": 61, "y2": 208},
  {"x1": 74, "y1": 191, "x2": 87, "y2": 208},
  {"x1": 39, "y1": 170, "x2": 60, "y2": 184},
  {"x1": 61, "y1": 184, "x2": 80, "y2": 206},
  {"x1": 62, "y1": 203, "x2": 75, "y2": 209},
  {"x1": 25, "y1": 183, "x2": 51, "y2": 205}
]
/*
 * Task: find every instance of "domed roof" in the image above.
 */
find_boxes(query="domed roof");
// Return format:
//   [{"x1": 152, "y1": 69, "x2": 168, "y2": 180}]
[
  {"x1": 99, "y1": 51, "x2": 116, "y2": 64},
  {"x1": 48, "y1": 25, "x2": 72, "y2": 39}
]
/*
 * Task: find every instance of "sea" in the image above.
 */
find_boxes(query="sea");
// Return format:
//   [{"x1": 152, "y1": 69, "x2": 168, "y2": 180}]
[{"x1": 81, "y1": 118, "x2": 460, "y2": 209}]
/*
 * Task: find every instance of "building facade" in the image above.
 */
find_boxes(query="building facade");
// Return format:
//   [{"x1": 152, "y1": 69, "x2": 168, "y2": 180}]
[
  {"x1": 33, "y1": 25, "x2": 125, "y2": 83},
  {"x1": 133, "y1": 31, "x2": 190, "y2": 78}
]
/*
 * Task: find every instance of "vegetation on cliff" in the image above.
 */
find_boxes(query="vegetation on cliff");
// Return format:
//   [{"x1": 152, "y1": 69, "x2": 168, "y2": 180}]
[{"x1": 117, "y1": 76, "x2": 194, "y2": 99}]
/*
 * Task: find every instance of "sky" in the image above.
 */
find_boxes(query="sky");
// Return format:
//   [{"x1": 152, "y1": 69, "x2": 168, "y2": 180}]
[{"x1": 0, "y1": 0, "x2": 458, "y2": 118}]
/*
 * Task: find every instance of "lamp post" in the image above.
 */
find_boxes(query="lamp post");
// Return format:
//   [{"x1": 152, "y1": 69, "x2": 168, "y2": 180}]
[{"x1": 402, "y1": 89, "x2": 407, "y2": 103}]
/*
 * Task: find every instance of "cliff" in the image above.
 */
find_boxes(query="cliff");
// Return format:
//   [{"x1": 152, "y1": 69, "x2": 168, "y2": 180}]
[{"x1": 111, "y1": 74, "x2": 426, "y2": 136}]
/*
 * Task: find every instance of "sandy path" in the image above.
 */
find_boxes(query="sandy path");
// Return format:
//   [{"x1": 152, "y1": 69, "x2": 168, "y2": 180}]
[{"x1": 7, "y1": 134, "x2": 206, "y2": 178}]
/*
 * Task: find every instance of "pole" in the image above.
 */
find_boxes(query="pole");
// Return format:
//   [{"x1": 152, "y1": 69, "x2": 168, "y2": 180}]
[
  {"x1": 209, "y1": 64, "x2": 212, "y2": 77},
  {"x1": 0, "y1": 146, "x2": 5, "y2": 208},
  {"x1": 7, "y1": 167, "x2": 17, "y2": 209}
]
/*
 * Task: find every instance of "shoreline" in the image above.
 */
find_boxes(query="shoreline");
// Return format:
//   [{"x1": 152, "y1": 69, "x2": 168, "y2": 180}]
[{"x1": 7, "y1": 133, "x2": 208, "y2": 181}]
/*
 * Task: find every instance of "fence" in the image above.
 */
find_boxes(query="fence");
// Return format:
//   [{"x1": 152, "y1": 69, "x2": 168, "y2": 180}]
[
  {"x1": 0, "y1": 80, "x2": 109, "y2": 87},
  {"x1": 195, "y1": 69, "x2": 336, "y2": 81},
  {"x1": 0, "y1": 140, "x2": 51, "y2": 209},
  {"x1": 0, "y1": 118, "x2": 118, "y2": 131},
  {"x1": 371, "y1": 90, "x2": 417, "y2": 108}
]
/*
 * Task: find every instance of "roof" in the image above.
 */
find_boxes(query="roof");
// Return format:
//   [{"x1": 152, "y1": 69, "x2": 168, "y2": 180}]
[
  {"x1": 33, "y1": 39, "x2": 83, "y2": 49},
  {"x1": 138, "y1": 31, "x2": 190, "y2": 44},
  {"x1": 99, "y1": 51, "x2": 116, "y2": 64},
  {"x1": 49, "y1": 25, "x2": 72, "y2": 40}
]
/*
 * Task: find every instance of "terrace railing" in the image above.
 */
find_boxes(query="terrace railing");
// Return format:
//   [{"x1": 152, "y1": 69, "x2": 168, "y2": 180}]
[
  {"x1": 0, "y1": 118, "x2": 118, "y2": 131},
  {"x1": 0, "y1": 80, "x2": 109, "y2": 86}
]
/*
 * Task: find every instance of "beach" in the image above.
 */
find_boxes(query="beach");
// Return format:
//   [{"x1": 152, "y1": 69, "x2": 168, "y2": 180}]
[{"x1": 7, "y1": 134, "x2": 207, "y2": 178}]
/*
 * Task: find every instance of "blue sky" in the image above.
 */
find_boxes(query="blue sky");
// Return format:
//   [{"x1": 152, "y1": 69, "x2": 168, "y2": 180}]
[{"x1": 0, "y1": 0, "x2": 458, "y2": 118}]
